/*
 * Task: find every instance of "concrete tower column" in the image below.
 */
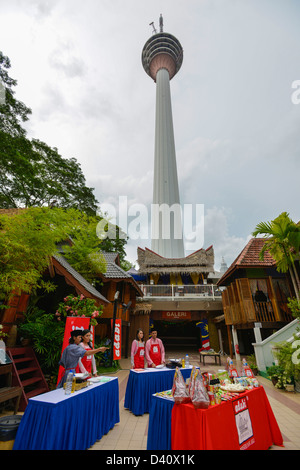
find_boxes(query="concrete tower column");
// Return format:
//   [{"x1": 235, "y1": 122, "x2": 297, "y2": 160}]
[{"x1": 152, "y1": 67, "x2": 183, "y2": 258}]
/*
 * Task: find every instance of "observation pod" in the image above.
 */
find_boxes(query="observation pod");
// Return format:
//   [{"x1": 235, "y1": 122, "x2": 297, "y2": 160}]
[{"x1": 142, "y1": 31, "x2": 183, "y2": 82}]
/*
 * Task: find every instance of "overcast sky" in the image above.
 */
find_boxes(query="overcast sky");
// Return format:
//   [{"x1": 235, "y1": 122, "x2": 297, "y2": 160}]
[{"x1": 0, "y1": 0, "x2": 299, "y2": 271}]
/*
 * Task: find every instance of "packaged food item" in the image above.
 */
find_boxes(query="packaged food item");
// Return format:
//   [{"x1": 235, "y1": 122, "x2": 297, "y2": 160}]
[
  {"x1": 216, "y1": 370, "x2": 231, "y2": 385},
  {"x1": 172, "y1": 367, "x2": 191, "y2": 404},
  {"x1": 215, "y1": 391, "x2": 222, "y2": 404},
  {"x1": 234, "y1": 377, "x2": 248, "y2": 387},
  {"x1": 202, "y1": 372, "x2": 208, "y2": 387},
  {"x1": 241, "y1": 358, "x2": 254, "y2": 378},
  {"x1": 246, "y1": 377, "x2": 259, "y2": 388},
  {"x1": 190, "y1": 369, "x2": 210, "y2": 409},
  {"x1": 220, "y1": 383, "x2": 246, "y2": 393},
  {"x1": 188, "y1": 366, "x2": 197, "y2": 395},
  {"x1": 227, "y1": 357, "x2": 239, "y2": 378},
  {"x1": 155, "y1": 390, "x2": 174, "y2": 400}
]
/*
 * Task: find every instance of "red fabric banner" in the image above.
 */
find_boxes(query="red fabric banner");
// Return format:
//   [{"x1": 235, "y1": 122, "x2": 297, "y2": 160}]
[
  {"x1": 56, "y1": 316, "x2": 91, "y2": 386},
  {"x1": 111, "y1": 319, "x2": 122, "y2": 361}
]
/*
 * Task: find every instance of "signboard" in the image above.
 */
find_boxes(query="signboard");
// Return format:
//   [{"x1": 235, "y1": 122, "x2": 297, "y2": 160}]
[
  {"x1": 162, "y1": 311, "x2": 191, "y2": 320},
  {"x1": 232, "y1": 396, "x2": 254, "y2": 449},
  {"x1": 56, "y1": 316, "x2": 91, "y2": 386},
  {"x1": 111, "y1": 318, "x2": 122, "y2": 360}
]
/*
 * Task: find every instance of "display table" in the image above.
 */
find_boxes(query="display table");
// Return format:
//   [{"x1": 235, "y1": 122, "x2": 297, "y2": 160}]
[
  {"x1": 147, "y1": 386, "x2": 283, "y2": 450},
  {"x1": 124, "y1": 366, "x2": 195, "y2": 416},
  {"x1": 13, "y1": 377, "x2": 119, "y2": 450},
  {"x1": 147, "y1": 394, "x2": 174, "y2": 450},
  {"x1": 199, "y1": 351, "x2": 221, "y2": 366}
]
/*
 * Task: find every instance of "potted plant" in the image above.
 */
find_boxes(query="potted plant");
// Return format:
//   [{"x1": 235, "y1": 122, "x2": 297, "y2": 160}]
[
  {"x1": 272, "y1": 339, "x2": 298, "y2": 392},
  {"x1": 17, "y1": 307, "x2": 65, "y2": 388},
  {"x1": 267, "y1": 364, "x2": 285, "y2": 388},
  {"x1": 55, "y1": 294, "x2": 103, "y2": 326},
  {"x1": 247, "y1": 353, "x2": 258, "y2": 375}
]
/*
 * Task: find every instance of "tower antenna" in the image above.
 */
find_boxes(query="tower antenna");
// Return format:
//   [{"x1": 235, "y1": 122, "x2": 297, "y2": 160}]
[
  {"x1": 159, "y1": 14, "x2": 163, "y2": 32},
  {"x1": 149, "y1": 21, "x2": 157, "y2": 34}
]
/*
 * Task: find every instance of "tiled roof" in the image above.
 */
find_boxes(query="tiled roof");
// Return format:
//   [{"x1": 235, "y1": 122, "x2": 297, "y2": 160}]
[
  {"x1": 217, "y1": 238, "x2": 276, "y2": 286},
  {"x1": 53, "y1": 254, "x2": 109, "y2": 304},
  {"x1": 101, "y1": 252, "x2": 132, "y2": 279},
  {"x1": 100, "y1": 252, "x2": 144, "y2": 297},
  {"x1": 232, "y1": 238, "x2": 275, "y2": 267}
]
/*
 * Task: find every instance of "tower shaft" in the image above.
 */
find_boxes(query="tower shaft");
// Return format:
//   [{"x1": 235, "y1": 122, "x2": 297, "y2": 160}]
[{"x1": 152, "y1": 68, "x2": 184, "y2": 258}]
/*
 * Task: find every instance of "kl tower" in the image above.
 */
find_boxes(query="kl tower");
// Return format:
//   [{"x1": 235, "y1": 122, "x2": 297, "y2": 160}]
[{"x1": 142, "y1": 15, "x2": 185, "y2": 259}]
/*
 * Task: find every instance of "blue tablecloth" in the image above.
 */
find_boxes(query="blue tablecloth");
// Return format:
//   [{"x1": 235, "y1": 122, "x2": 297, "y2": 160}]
[
  {"x1": 124, "y1": 366, "x2": 194, "y2": 416},
  {"x1": 13, "y1": 377, "x2": 119, "y2": 450},
  {"x1": 147, "y1": 394, "x2": 174, "y2": 450}
]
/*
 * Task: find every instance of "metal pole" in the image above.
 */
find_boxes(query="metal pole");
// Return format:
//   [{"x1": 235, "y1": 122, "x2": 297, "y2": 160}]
[{"x1": 110, "y1": 291, "x2": 119, "y2": 367}]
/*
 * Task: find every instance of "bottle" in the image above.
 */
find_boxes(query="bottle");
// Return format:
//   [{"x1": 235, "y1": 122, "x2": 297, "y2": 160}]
[
  {"x1": 182, "y1": 357, "x2": 185, "y2": 368},
  {"x1": 65, "y1": 372, "x2": 74, "y2": 395},
  {"x1": 71, "y1": 374, "x2": 76, "y2": 393},
  {"x1": 185, "y1": 354, "x2": 189, "y2": 368}
]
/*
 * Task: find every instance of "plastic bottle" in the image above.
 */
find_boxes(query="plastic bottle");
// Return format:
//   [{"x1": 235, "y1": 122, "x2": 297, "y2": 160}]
[
  {"x1": 185, "y1": 354, "x2": 189, "y2": 368},
  {"x1": 71, "y1": 374, "x2": 76, "y2": 393},
  {"x1": 182, "y1": 357, "x2": 185, "y2": 368},
  {"x1": 65, "y1": 372, "x2": 74, "y2": 395}
]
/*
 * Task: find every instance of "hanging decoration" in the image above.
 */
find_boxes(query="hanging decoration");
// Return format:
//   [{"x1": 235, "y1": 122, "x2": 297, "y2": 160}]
[{"x1": 191, "y1": 273, "x2": 199, "y2": 285}]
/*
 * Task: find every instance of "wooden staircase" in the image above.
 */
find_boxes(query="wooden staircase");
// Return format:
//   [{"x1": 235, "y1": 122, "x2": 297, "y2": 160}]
[{"x1": 7, "y1": 347, "x2": 49, "y2": 411}]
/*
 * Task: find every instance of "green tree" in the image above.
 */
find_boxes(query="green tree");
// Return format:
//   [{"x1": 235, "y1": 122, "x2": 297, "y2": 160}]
[
  {"x1": 0, "y1": 207, "x2": 106, "y2": 299},
  {"x1": 0, "y1": 51, "x2": 31, "y2": 137},
  {"x1": 99, "y1": 221, "x2": 129, "y2": 268},
  {"x1": 0, "y1": 51, "x2": 98, "y2": 214},
  {"x1": 62, "y1": 213, "x2": 107, "y2": 284},
  {"x1": 0, "y1": 132, "x2": 99, "y2": 214},
  {"x1": 252, "y1": 212, "x2": 300, "y2": 300}
]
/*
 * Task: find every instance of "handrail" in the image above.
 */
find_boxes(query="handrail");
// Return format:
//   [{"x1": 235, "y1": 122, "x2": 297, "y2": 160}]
[{"x1": 140, "y1": 284, "x2": 223, "y2": 300}]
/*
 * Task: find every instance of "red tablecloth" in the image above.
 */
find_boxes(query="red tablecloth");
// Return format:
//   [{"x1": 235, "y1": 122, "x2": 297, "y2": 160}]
[{"x1": 171, "y1": 386, "x2": 283, "y2": 450}]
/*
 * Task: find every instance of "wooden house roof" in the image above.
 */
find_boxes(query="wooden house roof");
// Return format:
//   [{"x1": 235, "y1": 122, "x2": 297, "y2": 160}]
[
  {"x1": 99, "y1": 252, "x2": 144, "y2": 297},
  {"x1": 137, "y1": 246, "x2": 215, "y2": 275},
  {"x1": 217, "y1": 238, "x2": 276, "y2": 286},
  {"x1": 52, "y1": 255, "x2": 110, "y2": 305}
]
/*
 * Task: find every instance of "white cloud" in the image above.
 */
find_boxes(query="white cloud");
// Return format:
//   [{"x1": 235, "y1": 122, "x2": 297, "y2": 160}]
[{"x1": 201, "y1": 206, "x2": 251, "y2": 271}]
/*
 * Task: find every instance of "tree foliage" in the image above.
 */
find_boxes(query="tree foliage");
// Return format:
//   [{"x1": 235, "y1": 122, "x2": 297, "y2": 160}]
[
  {"x1": 0, "y1": 207, "x2": 107, "y2": 299},
  {"x1": 252, "y1": 212, "x2": 300, "y2": 299},
  {"x1": 0, "y1": 51, "x2": 31, "y2": 137},
  {"x1": 0, "y1": 51, "x2": 98, "y2": 214}
]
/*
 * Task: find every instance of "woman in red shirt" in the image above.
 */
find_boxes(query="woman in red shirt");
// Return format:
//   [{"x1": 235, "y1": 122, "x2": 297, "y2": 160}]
[
  {"x1": 131, "y1": 328, "x2": 145, "y2": 369},
  {"x1": 78, "y1": 329, "x2": 98, "y2": 376}
]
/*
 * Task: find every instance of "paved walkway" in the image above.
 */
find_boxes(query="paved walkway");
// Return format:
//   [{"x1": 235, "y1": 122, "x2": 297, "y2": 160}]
[{"x1": 89, "y1": 350, "x2": 300, "y2": 451}]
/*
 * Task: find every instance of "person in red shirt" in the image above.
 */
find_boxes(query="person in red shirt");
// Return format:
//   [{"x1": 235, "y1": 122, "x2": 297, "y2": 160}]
[
  {"x1": 145, "y1": 330, "x2": 165, "y2": 368},
  {"x1": 131, "y1": 328, "x2": 145, "y2": 369},
  {"x1": 78, "y1": 329, "x2": 98, "y2": 376}
]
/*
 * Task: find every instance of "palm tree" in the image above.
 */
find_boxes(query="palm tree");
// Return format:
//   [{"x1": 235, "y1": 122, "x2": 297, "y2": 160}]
[{"x1": 252, "y1": 212, "x2": 300, "y2": 300}]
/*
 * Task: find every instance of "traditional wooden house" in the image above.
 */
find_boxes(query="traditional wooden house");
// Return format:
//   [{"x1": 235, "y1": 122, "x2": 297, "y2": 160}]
[
  {"x1": 129, "y1": 246, "x2": 225, "y2": 352},
  {"x1": 217, "y1": 238, "x2": 294, "y2": 356}
]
